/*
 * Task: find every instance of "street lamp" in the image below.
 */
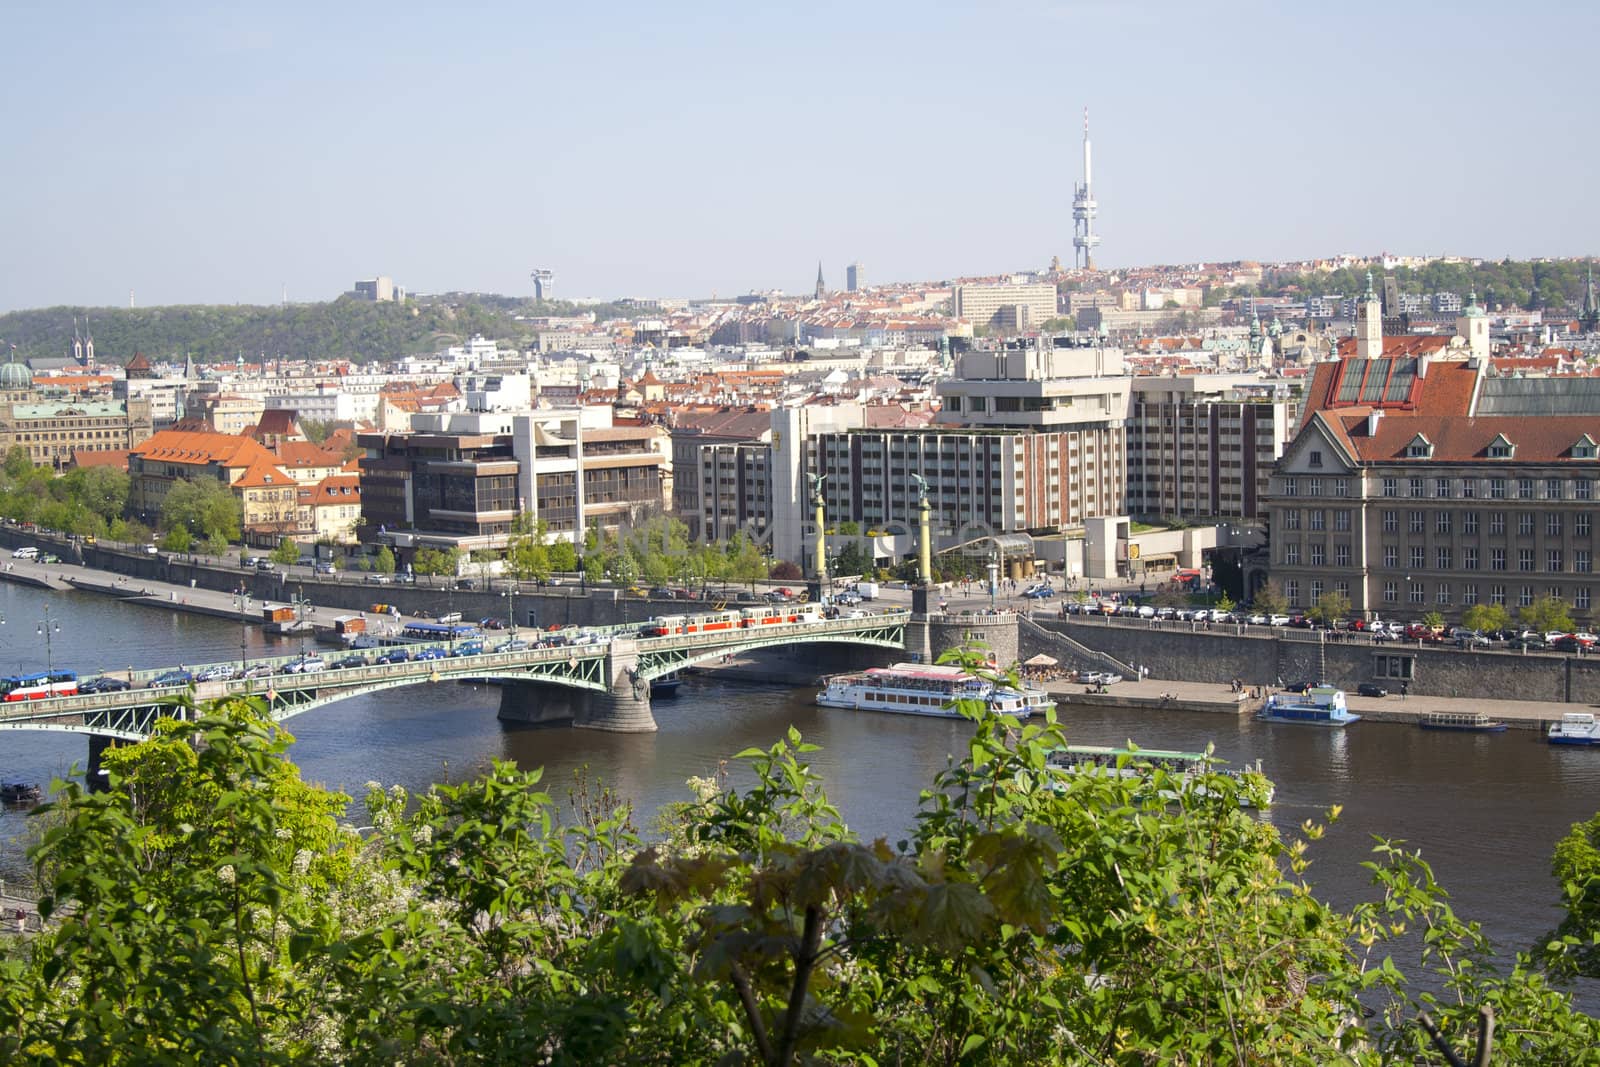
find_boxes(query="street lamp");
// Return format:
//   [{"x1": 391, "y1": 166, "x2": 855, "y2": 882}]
[
  {"x1": 503, "y1": 585, "x2": 519, "y2": 635},
  {"x1": 37, "y1": 605, "x2": 59, "y2": 678},
  {"x1": 294, "y1": 584, "x2": 309, "y2": 660},
  {"x1": 987, "y1": 550, "x2": 1000, "y2": 613},
  {"x1": 236, "y1": 585, "x2": 250, "y2": 683}
]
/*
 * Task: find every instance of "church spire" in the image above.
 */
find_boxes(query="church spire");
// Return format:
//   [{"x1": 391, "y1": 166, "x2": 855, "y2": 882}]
[
  {"x1": 814, "y1": 261, "x2": 826, "y2": 300},
  {"x1": 1582, "y1": 263, "x2": 1599, "y2": 333}
]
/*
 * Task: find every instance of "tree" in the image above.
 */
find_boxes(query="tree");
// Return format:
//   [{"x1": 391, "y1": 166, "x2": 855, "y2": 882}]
[
  {"x1": 3, "y1": 445, "x2": 33, "y2": 480},
  {"x1": 159, "y1": 525, "x2": 192, "y2": 553},
  {"x1": 374, "y1": 545, "x2": 396, "y2": 575},
  {"x1": 271, "y1": 538, "x2": 302, "y2": 565},
  {"x1": 548, "y1": 540, "x2": 578, "y2": 574},
  {"x1": 1214, "y1": 592, "x2": 1235, "y2": 614},
  {"x1": 161, "y1": 476, "x2": 241, "y2": 543},
  {"x1": 1544, "y1": 811, "x2": 1600, "y2": 979},
  {"x1": 1252, "y1": 579, "x2": 1289, "y2": 615},
  {"x1": 1308, "y1": 589, "x2": 1351, "y2": 626},
  {"x1": 833, "y1": 540, "x2": 874, "y2": 577},
  {"x1": 204, "y1": 532, "x2": 229, "y2": 559},
  {"x1": 1521, "y1": 594, "x2": 1575, "y2": 635},
  {"x1": 1422, "y1": 610, "x2": 1446, "y2": 631},
  {"x1": 1463, "y1": 603, "x2": 1511, "y2": 634},
  {"x1": 413, "y1": 546, "x2": 461, "y2": 578}
]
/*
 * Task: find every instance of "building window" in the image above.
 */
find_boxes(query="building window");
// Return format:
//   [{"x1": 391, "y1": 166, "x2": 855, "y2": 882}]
[
  {"x1": 1437, "y1": 547, "x2": 1452, "y2": 570},
  {"x1": 1577, "y1": 549, "x2": 1591, "y2": 574},
  {"x1": 1518, "y1": 478, "x2": 1535, "y2": 499},
  {"x1": 1464, "y1": 547, "x2": 1479, "y2": 570},
  {"x1": 1548, "y1": 549, "x2": 1564, "y2": 572},
  {"x1": 1490, "y1": 513, "x2": 1505, "y2": 535},
  {"x1": 1382, "y1": 477, "x2": 1397, "y2": 498},
  {"x1": 1409, "y1": 583, "x2": 1426, "y2": 604},
  {"x1": 1335, "y1": 543, "x2": 1351, "y2": 566},
  {"x1": 1410, "y1": 546, "x2": 1425, "y2": 569},
  {"x1": 1284, "y1": 544, "x2": 1300, "y2": 565},
  {"x1": 1519, "y1": 513, "x2": 1535, "y2": 536},
  {"x1": 1437, "y1": 583, "x2": 1451, "y2": 605},
  {"x1": 1333, "y1": 479, "x2": 1350, "y2": 497},
  {"x1": 1462, "y1": 583, "x2": 1478, "y2": 606},
  {"x1": 1334, "y1": 509, "x2": 1351, "y2": 532},
  {"x1": 1462, "y1": 479, "x2": 1477, "y2": 499},
  {"x1": 1310, "y1": 510, "x2": 1326, "y2": 531},
  {"x1": 1548, "y1": 513, "x2": 1563, "y2": 537},
  {"x1": 1489, "y1": 440, "x2": 1514, "y2": 459},
  {"x1": 1579, "y1": 588, "x2": 1592, "y2": 610},
  {"x1": 1285, "y1": 580, "x2": 1299, "y2": 605},
  {"x1": 1491, "y1": 548, "x2": 1507, "y2": 571},
  {"x1": 1309, "y1": 450, "x2": 1323, "y2": 468},
  {"x1": 1491, "y1": 478, "x2": 1507, "y2": 498},
  {"x1": 1310, "y1": 579, "x2": 1324, "y2": 603},
  {"x1": 1579, "y1": 514, "x2": 1592, "y2": 537},
  {"x1": 1383, "y1": 545, "x2": 1398, "y2": 568},
  {"x1": 1376, "y1": 655, "x2": 1415, "y2": 680},
  {"x1": 1383, "y1": 581, "x2": 1398, "y2": 603},
  {"x1": 1310, "y1": 543, "x2": 1326, "y2": 566},
  {"x1": 1409, "y1": 477, "x2": 1425, "y2": 497},
  {"x1": 1383, "y1": 510, "x2": 1398, "y2": 533},
  {"x1": 1283, "y1": 477, "x2": 1297, "y2": 497},
  {"x1": 1519, "y1": 586, "x2": 1534, "y2": 607},
  {"x1": 1547, "y1": 478, "x2": 1564, "y2": 500},
  {"x1": 1283, "y1": 509, "x2": 1300, "y2": 531},
  {"x1": 1308, "y1": 478, "x2": 1322, "y2": 497},
  {"x1": 1435, "y1": 477, "x2": 1451, "y2": 498},
  {"x1": 1519, "y1": 548, "x2": 1535, "y2": 572},
  {"x1": 1409, "y1": 511, "x2": 1425, "y2": 533},
  {"x1": 1491, "y1": 585, "x2": 1506, "y2": 606},
  {"x1": 1436, "y1": 511, "x2": 1452, "y2": 534},
  {"x1": 1578, "y1": 480, "x2": 1593, "y2": 502},
  {"x1": 1464, "y1": 512, "x2": 1479, "y2": 535}
]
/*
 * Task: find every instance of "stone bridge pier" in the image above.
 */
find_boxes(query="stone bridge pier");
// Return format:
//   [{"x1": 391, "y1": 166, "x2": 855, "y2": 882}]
[{"x1": 497, "y1": 638, "x2": 658, "y2": 733}]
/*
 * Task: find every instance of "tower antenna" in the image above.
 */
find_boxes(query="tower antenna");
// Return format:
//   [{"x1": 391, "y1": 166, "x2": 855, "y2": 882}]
[{"x1": 1071, "y1": 107, "x2": 1101, "y2": 270}]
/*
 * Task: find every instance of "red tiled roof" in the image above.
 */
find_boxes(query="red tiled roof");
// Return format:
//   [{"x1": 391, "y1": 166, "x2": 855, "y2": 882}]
[
  {"x1": 132, "y1": 429, "x2": 278, "y2": 469},
  {"x1": 230, "y1": 457, "x2": 295, "y2": 489},
  {"x1": 1302, "y1": 355, "x2": 1479, "y2": 420},
  {"x1": 69, "y1": 448, "x2": 130, "y2": 471},
  {"x1": 1336, "y1": 414, "x2": 1600, "y2": 464},
  {"x1": 274, "y1": 440, "x2": 344, "y2": 469}
]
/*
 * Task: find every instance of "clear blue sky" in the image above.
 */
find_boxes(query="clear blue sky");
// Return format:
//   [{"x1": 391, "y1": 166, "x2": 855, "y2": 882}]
[{"x1": 4, "y1": 0, "x2": 1595, "y2": 312}]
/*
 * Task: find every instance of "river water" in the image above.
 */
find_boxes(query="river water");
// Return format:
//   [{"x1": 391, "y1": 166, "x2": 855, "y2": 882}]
[{"x1": 3, "y1": 582, "x2": 1598, "y2": 997}]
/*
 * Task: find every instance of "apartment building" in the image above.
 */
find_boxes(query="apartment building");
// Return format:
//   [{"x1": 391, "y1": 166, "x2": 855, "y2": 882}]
[
  {"x1": 127, "y1": 428, "x2": 299, "y2": 543},
  {"x1": 951, "y1": 283, "x2": 1058, "y2": 331},
  {"x1": 0, "y1": 395, "x2": 154, "y2": 469},
  {"x1": 1125, "y1": 375, "x2": 1297, "y2": 521}
]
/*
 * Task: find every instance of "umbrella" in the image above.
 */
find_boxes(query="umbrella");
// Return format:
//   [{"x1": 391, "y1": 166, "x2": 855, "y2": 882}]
[{"x1": 1024, "y1": 653, "x2": 1058, "y2": 667}]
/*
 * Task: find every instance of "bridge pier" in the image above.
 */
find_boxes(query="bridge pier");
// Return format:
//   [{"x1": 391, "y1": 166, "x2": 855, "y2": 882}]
[{"x1": 494, "y1": 638, "x2": 660, "y2": 733}]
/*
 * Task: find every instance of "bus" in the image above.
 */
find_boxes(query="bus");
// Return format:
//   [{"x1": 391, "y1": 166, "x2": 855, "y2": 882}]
[
  {"x1": 399, "y1": 622, "x2": 483, "y2": 643},
  {"x1": 0, "y1": 671, "x2": 78, "y2": 701}
]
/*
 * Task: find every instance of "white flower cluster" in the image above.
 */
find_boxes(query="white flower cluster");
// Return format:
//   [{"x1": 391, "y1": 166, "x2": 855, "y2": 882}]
[
  {"x1": 686, "y1": 775, "x2": 721, "y2": 803},
  {"x1": 292, "y1": 850, "x2": 313, "y2": 876},
  {"x1": 274, "y1": 827, "x2": 293, "y2": 841},
  {"x1": 217, "y1": 863, "x2": 236, "y2": 887},
  {"x1": 413, "y1": 824, "x2": 433, "y2": 846}
]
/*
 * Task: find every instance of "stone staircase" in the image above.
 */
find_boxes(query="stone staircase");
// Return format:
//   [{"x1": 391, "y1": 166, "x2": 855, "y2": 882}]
[{"x1": 1018, "y1": 614, "x2": 1138, "y2": 678}]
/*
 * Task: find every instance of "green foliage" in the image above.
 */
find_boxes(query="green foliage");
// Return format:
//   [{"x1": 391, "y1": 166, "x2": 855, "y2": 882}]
[
  {"x1": 1308, "y1": 589, "x2": 1351, "y2": 624},
  {"x1": 2, "y1": 685, "x2": 1598, "y2": 1064},
  {"x1": 548, "y1": 539, "x2": 578, "y2": 574},
  {"x1": 1463, "y1": 602, "x2": 1511, "y2": 634},
  {"x1": 1521, "y1": 594, "x2": 1575, "y2": 635},
  {"x1": 1543, "y1": 812, "x2": 1600, "y2": 979},
  {"x1": 270, "y1": 538, "x2": 302, "y2": 565},
  {"x1": 159, "y1": 525, "x2": 193, "y2": 552},
  {"x1": 768, "y1": 559, "x2": 803, "y2": 581},
  {"x1": 161, "y1": 476, "x2": 241, "y2": 543},
  {"x1": 1254, "y1": 258, "x2": 1594, "y2": 312},
  {"x1": 832, "y1": 539, "x2": 874, "y2": 577},
  {"x1": 373, "y1": 545, "x2": 395, "y2": 575},
  {"x1": 1252, "y1": 578, "x2": 1289, "y2": 615},
  {"x1": 3, "y1": 446, "x2": 33, "y2": 479},
  {"x1": 1421, "y1": 610, "x2": 1446, "y2": 630},
  {"x1": 413, "y1": 546, "x2": 461, "y2": 578}
]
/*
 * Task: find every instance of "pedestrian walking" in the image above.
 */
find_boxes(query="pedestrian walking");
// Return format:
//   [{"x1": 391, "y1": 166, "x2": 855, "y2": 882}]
[{"x1": 1400, "y1": 681, "x2": 1409, "y2": 700}]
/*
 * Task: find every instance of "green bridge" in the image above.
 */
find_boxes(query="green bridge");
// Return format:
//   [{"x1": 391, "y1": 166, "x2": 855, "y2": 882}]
[{"x1": 0, "y1": 611, "x2": 912, "y2": 761}]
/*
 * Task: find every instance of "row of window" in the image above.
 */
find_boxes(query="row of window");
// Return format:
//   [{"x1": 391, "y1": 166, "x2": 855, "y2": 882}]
[
  {"x1": 1284, "y1": 509, "x2": 1598, "y2": 538},
  {"x1": 1279, "y1": 578, "x2": 1593, "y2": 611},
  {"x1": 1282, "y1": 475, "x2": 1597, "y2": 500}
]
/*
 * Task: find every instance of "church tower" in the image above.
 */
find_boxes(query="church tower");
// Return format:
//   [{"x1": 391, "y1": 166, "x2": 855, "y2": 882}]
[
  {"x1": 1581, "y1": 265, "x2": 1599, "y2": 333},
  {"x1": 1456, "y1": 290, "x2": 1491, "y2": 363},
  {"x1": 1356, "y1": 270, "x2": 1383, "y2": 360},
  {"x1": 814, "y1": 261, "x2": 826, "y2": 300}
]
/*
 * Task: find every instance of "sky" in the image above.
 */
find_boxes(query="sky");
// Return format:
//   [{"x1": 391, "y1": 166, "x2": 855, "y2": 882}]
[{"x1": 4, "y1": 0, "x2": 1597, "y2": 312}]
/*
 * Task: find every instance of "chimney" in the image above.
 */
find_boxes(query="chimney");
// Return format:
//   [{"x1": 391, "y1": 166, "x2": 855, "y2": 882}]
[{"x1": 1367, "y1": 409, "x2": 1383, "y2": 436}]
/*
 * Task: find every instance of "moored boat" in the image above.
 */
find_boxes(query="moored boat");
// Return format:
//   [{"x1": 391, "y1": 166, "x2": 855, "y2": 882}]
[
  {"x1": 1257, "y1": 685, "x2": 1361, "y2": 727},
  {"x1": 1045, "y1": 745, "x2": 1275, "y2": 808},
  {"x1": 1548, "y1": 712, "x2": 1600, "y2": 746},
  {"x1": 650, "y1": 671, "x2": 683, "y2": 698},
  {"x1": 1419, "y1": 711, "x2": 1507, "y2": 733},
  {"x1": 1, "y1": 781, "x2": 43, "y2": 804},
  {"x1": 817, "y1": 662, "x2": 1051, "y2": 719}
]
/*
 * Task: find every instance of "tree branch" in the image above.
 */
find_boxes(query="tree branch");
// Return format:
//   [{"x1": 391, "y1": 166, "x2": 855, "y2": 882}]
[
  {"x1": 730, "y1": 960, "x2": 774, "y2": 1065},
  {"x1": 776, "y1": 903, "x2": 825, "y2": 1065}
]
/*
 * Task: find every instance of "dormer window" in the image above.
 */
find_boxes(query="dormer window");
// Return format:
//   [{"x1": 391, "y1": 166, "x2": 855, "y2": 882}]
[
  {"x1": 1573, "y1": 434, "x2": 1597, "y2": 460},
  {"x1": 1406, "y1": 434, "x2": 1434, "y2": 459},
  {"x1": 1487, "y1": 434, "x2": 1515, "y2": 459}
]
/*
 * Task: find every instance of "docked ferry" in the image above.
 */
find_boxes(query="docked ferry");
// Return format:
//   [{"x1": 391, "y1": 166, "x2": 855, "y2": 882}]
[
  {"x1": 816, "y1": 662, "x2": 1052, "y2": 719},
  {"x1": 1257, "y1": 685, "x2": 1361, "y2": 727},
  {"x1": 1045, "y1": 745, "x2": 1275, "y2": 808},
  {"x1": 1548, "y1": 712, "x2": 1600, "y2": 746}
]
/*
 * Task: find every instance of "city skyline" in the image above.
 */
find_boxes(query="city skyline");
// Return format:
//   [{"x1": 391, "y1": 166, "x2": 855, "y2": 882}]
[{"x1": 4, "y1": 0, "x2": 1597, "y2": 313}]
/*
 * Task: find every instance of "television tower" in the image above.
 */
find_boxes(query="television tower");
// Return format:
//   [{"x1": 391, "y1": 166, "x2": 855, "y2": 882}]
[
  {"x1": 1071, "y1": 108, "x2": 1101, "y2": 270},
  {"x1": 531, "y1": 269, "x2": 555, "y2": 302}
]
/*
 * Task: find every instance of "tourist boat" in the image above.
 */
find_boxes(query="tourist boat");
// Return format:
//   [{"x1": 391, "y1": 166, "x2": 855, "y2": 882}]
[
  {"x1": 650, "y1": 671, "x2": 683, "y2": 699},
  {"x1": 1548, "y1": 712, "x2": 1600, "y2": 746},
  {"x1": 1257, "y1": 685, "x2": 1361, "y2": 727},
  {"x1": 1044, "y1": 746, "x2": 1275, "y2": 808},
  {"x1": 1419, "y1": 711, "x2": 1507, "y2": 733},
  {"x1": 816, "y1": 662, "x2": 1052, "y2": 719},
  {"x1": 1, "y1": 782, "x2": 43, "y2": 804}
]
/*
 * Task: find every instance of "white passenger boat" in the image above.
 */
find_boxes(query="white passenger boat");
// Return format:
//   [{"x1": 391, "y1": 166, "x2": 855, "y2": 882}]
[
  {"x1": 816, "y1": 662, "x2": 1052, "y2": 718},
  {"x1": 1045, "y1": 745, "x2": 1275, "y2": 808},
  {"x1": 1548, "y1": 712, "x2": 1600, "y2": 746},
  {"x1": 1257, "y1": 685, "x2": 1361, "y2": 727}
]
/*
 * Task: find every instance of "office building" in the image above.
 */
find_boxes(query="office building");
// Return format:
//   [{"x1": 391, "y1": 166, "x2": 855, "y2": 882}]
[{"x1": 952, "y1": 283, "x2": 1059, "y2": 332}]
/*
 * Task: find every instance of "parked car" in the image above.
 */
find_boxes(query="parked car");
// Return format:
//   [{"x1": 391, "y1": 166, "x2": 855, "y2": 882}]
[
  {"x1": 1356, "y1": 682, "x2": 1388, "y2": 698},
  {"x1": 10, "y1": 546, "x2": 37, "y2": 560},
  {"x1": 1267, "y1": 614, "x2": 1291, "y2": 627},
  {"x1": 194, "y1": 664, "x2": 238, "y2": 682},
  {"x1": 143, "y1": 544, "x2": 158, "y2": 555},
  {"x1": 414, "y1": 647, "x2": 447, "y2": 661},
  {"x1": 364, "y1": 573, "x2": 392, "y2": 584},
  {"x1": 375, "y1": 648, "x2": 411, "y2": 664},
  {"x1": 255, "y1": 559, "x2": 275, "y2": 572},
  {"x1": 333, "y1": 655, "x2": 369, "y2": 670},
  {"x1": 493, "y1": 638, "x2": 529, "y2": 653},
  {"x1": 280, "y1": 655, "x2": 327, "y2": 674},
  {"x1": 1282, "y1": 680, "x2": 1314, "y2": 694},
  {"x1": 241, "y1": 663, "x2": 275, "y2": 679},
  {"x1": 241, "y1": 556, "x2": 261, "y2": 568},
  {"x1": 1454, "y1": 631, "x2": 1491, "y2": 648},
  {"x1": 149, "y1": 669, "x2": 193, "y2": 688},
  {"x1": 1244, "y1": 613, "x2": 1268, "y2": 625},
  {"x1": 314, "y1": 561, "x2": 335, "y2": 575},
  {"x1": 79, "y1": 675, "x2": 131, "y2": 694},
  {"x1": 454, "y1": 579, "x2": 475, "y2": 590}
]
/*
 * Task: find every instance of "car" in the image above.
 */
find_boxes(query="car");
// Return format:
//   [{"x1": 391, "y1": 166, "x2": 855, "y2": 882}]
[
  {"x1": 314, "y1": 561, "x2": 335, "y2": 575},
  {"x1": 79, "y1": 675, "x2": 131, "y2": 694},
  {"x1": 834, "y1": 592, "x2": 862, "y2": 606},
  {"x1": 280, "y1": 656, "x2": 327, "y2": 674},
  {"x1": 454, "y1": 579, "x2": 475, "y2": 590},
  {"x1": 1154, "y1": 606, "x2": 1176, "y2": 619},
  {"x1": 414, "y1": 646, "x2": 447, "y2": 661},
  {"x1": 255, "y1": 559, "x2": 276, "y2": 572},
  {"x1": 241, "y1": 556, "x2": 261, "y2": 568},
  {"x1": 143, "y1": 544, "x2": 158, "y2": 555},
  {"x1": 493, "y1": 638, "x2": 529, "y2": 653},
  {"x1": 9, "y1": 546, "x2": 36, "y2": 560},
  {"x1": 1020, "y1": 586, "x2": 1055, "y2": 599},
  {"x1": 333, "y1": 655, "x2": 369, "y2": 670},
  {"x1": 1136, "y1": 605, "x2": 1156, "y2": 618},
  {"x1": 375, "y1": 648, "x2": 412, "y2": 664},
  {"x1": 1267, "y1": 614, "x2": 1291, "y2": 627},
  {"x1": 649, "y1": 587, "x2": 677, "y2": 599},
  {"x1": 37, "y1": 553, "x2": 59, "y2": 564},
  {"x1": 194, "y1": 664, "x2": 238, "y2": 682},
  {"x1": 1454, "y1": 631, "x2": 1491, "y2": 648},
  {"x1": 450, "y1": 640, "x2": 486, "y2": 657},
  {"x1": 1356, "y1": 682, "x2": 1388, "y2": 698},
  {"x1": 364, "y1": 573, "x2": 392, "y2": 584},
  {"x1": 1282, "y1": 680, "x2": 1313, "y2": 694},
  {"x1": 241, "y1": 662, "x2": 275, "y2": 679},
  {"x1": 149, "y1": 669, "x2": 193, "y2": 689},
  {"x1": 1244, "y1": 613, "x2": 1268, "y2": 625}
]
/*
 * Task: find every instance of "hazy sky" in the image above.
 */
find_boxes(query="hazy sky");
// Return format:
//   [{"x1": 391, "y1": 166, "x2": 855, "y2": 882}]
[{"x1": 4, "y1": 0, "x2": 1595, "y2": 312}]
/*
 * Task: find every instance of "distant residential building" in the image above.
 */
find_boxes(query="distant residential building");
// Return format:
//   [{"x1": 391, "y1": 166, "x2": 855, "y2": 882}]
[
  {"x1": 183, "y1": 390, "x2": 264, "y2": 436},
  {"x1": 128, "y1": 428, "x2": 298, "y2": 544},
  {"x1": 668, "y1": 408, "x2": 773, "y2": 540},
  {"x1": 296, "y1": 474, "x2": 362, "y2": 543},
  {"x1": 846, "y1": 262, "x2": 865, "y2": 292},
  {"x1": 351, "y1": 276, "x2": 404, "y2": 302},
  {"x1": 952, "y1": 283, "x2": 1059, "y2": 331},
  {"x1": 1431, "y1": 291, "x2": 1463, "y2": 313},
  {"x1": 0, "y1": 394, "x2": 154, "y2": 470}
]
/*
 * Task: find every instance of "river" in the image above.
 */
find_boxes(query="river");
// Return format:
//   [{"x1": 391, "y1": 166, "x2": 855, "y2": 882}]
[{"x1": 3, "y1": 582, "x2": 1598, "y2": 999}]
